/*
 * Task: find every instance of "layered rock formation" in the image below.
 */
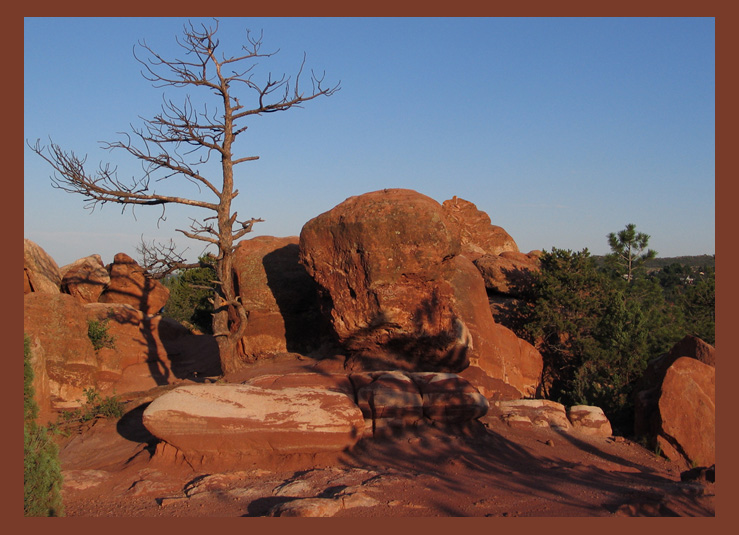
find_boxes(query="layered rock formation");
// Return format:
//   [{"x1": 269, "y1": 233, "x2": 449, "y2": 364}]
[
  {"x1": 142, "y1": 384, "x2": 366, "y2": 468},
  {"x1": 24, "y1": 238, "x2": 62, "y2": 294},
  {"x1": 99, "y1": 253, "x2": 169, "y2": 315},
  {"x1": 299, "y1": 189, "x2": 542, "y2": 398},
  {"x1": 23, "y1": 293, "x2": 220, "y2": 424}
]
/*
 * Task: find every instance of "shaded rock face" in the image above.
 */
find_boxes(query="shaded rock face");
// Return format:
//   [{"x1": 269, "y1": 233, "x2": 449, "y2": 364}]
[
  {"x1": 633, "y1": 336, "x2": 715, "y2": 468},
  {"x1": 441, "y1": 196, "x2": 519, "y2": 261},
  {"x1": 299, "y1": 189, "x2": 467, "y2": 372},
  {"x1": 142, "y1": 384, "x2": 366, "y2": 468},
  {"x1": 24, "y1": 238, "x2": 62, "y2": 294},
  {"x1": 23, "y1": 293, "x2": 220, "y2": 424},
  {"x1": 232, "y1": 236, "x2": 333, "y2": 360},
  {"x1": 473, "y1": 251, "x2": 541, "y2": 297},
  {"x1": 99, "y1": 253, "x2": 170, "y2": 315},
  {"x1": 60, "y1": 255, "x2": 110, "y2": 303}
]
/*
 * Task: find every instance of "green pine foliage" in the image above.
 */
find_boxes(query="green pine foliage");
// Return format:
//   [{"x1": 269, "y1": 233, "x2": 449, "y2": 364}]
[
  {"x1": 24, "y1": 335, "x2": 64, "y2": 517},
  {"x1": 517, "y1": 225, "x2": 714, "y2": 435},
  {"x1": 520, "y1": 246, "x2": 693, "y2": 434},
  {"x1": 162, "y1": 255, "x2": 217, "y2": 333}
]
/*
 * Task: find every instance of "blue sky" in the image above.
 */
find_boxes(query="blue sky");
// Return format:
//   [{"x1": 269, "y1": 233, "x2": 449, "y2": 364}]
[{"x1": 24, "y1": 17, "x2": 715, "y2": 267}]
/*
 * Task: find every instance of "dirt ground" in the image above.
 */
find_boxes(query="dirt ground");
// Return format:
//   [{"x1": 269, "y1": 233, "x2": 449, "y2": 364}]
[{"x1": 54, "y1": 378, "x2": 714, "y2": 518}]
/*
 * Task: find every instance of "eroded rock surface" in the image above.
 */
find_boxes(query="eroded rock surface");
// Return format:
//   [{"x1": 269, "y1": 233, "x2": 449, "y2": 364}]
[
  {"x1": 24, "y1": 238, "x2": 62, "y2": 294},
  {"x1": 633, "y1": 336, "x2": 715, "y2": 468},
  {"x1": 441, "y1": 196, "x2": 519, "y2": 260},
  {"x1": 298, "y1": 188, "x2": 542, "y2": 398},
  {"x1": 60, "y1": 255, "x2": 110, "y2": 303},
  {"x1": 232, "y1": 236, "x2": 332, "y2": 360},
  {"x1": 142, "y1": 384, "x2": 366, "y2": 468},
  {"x1": 99, "y1": 253, "x2": 170, "y2": 315}
]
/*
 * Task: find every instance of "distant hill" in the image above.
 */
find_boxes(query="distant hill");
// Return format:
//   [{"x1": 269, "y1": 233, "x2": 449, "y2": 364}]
[
  {"x1": 643, "y1": 254, "x2": 715, "y2": 270},
  {"x1": 592, "y1": 254, "x2": 715, "y2": 271}
]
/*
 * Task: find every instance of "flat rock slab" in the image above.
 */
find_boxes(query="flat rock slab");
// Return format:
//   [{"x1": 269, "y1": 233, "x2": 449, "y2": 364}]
[{"x1": 142, "y1": 384, "x2": 365, "y2": 466}]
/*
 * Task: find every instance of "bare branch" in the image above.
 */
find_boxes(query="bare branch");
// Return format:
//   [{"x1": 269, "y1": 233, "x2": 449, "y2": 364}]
[
  {"x1": 136, "y1": 237, "x2": 202, "y2": 279},
  {"x1": 29, "y1": 19, "x2": 339, "y2": 375}
]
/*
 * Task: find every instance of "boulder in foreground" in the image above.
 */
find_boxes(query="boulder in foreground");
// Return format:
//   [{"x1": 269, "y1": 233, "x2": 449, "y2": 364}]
[{"x1": 142, "y1": 384, "x2": 365, "y2": 468}]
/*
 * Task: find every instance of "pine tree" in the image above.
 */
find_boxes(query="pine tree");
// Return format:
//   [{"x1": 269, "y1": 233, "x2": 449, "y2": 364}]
[{"x1": 605, "y1": 223, "x2": 657, "y2": 282}]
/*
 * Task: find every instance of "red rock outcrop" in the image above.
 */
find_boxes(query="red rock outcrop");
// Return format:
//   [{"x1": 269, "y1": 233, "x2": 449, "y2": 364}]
[
  {"x1": 23, "y1": 293, "x2": 100, "y2": 422},
  {"x1": 299, "y1": 189, "x2": 466, "y2": 372},
  {"x1": 633, "y1": 336, "x2": 715, "y2": 468},
  {"x1": 354, "y1": 371, "x2": 424, "y2": 430},
  {"x1": 60, "y1": 255, "x2": 110, "y2": 303},
  {"x1": 24, "y1": 239, "x2": 62, "y2": 294},
  {"x1": 99, "y1": 253, "x2": 170, "y2": 315},
  {"x1": 142, "y1": 384, "x2": 366, "y2": 469},
  {"x1": 473, "y1": 250, "x2": 541, "y2": 296},
  {"x1": 299, "y1": 189, "x2": 542, "y2": 398},
  {"x1": 24, "y1": 293, "x2": 220, "y2": 423},
  {"x1": 232, "y1": 236, "x2": 332, "y2": 360},
  {"x1": 253, "y1": 370, "x2": 490, "y2": 436},
  {"x1": 441, "y1": 196, "x2": 518, "y2": 261},
  {"x1": 411, "y1": 372, "x2": 490, "y2": 423},
  {"x1": 656, "y1": 357, "x2": 715, "y2": 467}
]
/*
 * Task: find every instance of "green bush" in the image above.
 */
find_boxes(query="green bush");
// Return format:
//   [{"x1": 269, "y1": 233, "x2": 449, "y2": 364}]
[
  {"x1": 87, "y1": 318, "x2": 116, "y2": 351},
  {"x1": 520, "y1": 247, "x2": 685, "y2": 434},
  {"x1": 24, "y1": 335, "x2": 64, "y2": 517},
  {"x1": 162, "y1": 254, "x2": 217, "y2": 333},
  {"x1": 60, "y1": 387, "x2": 125, "y2": 424}
]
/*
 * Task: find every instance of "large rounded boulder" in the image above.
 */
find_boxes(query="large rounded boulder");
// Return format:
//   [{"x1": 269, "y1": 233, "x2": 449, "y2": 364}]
[
  {"x1": 299, "y1": 189, "x2": 466, "y2": 372},
  {"x1": 298, "y1": 189, "x2": 542, "y2": 398}
]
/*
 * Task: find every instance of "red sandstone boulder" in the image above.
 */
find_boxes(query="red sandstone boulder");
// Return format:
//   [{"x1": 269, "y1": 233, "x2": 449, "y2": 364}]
[
  {"x1": 299, "y1": 189, "x2": 466, "y2": 372},
  {"x1": 353, "y1": 371, "x2": 424, "y2": 426},
  {"x1": 411, "y1": 372, "x2": 489, "y2": 423},
  {"x1": 299, "y1": 189, "x2": 542, "y2": 398},
  {"x1": 232, "y1": 236, "x2": 331, "y2": 360},
  {"x1": 60, "y1": 255, "x2": 110, "y2": 303},
  {"x1": 244, "y1": 372, "x2": 355, "y2": 398},
  {"x1": 24, "y1": 239, "x2": 61, "y2": 294},
  {"x1": 488, "y1": 399, "x2": 572, "y2": 431},
  {"x1": 566, "y1": 405, "x2": 613, "y2": 437},
  {"x1": 441, "y1": 196, "x2": 518, "y2": 261},
  {"x1": 656, "y1": 357, "x2": 715, "y2": 467},
  {"x1": 84, "y1": 302, "x2": 220, "y2": 394},
  {"x1": 142, "y1": 384, "x2": 366, "y2": 468},
  {"x1": 633, "y1": 336, "x2": 715, "y2": 467},
  {"x1": 473, "y1": 251, "x2": 541, "y2": 296},
  {"x1": 99, "y1": 253, "x2": 169, "y2": 315}
]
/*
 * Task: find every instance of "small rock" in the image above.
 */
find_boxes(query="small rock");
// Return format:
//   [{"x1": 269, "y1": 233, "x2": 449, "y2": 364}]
[{"x1": 268, "y1": 497, "x2": 343, "y2": 517}]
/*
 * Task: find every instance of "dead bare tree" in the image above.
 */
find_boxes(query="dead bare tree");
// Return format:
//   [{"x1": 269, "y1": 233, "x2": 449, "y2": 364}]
[{"x1": 29, "y1": 19, "x2": 340, "y2": 375}]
